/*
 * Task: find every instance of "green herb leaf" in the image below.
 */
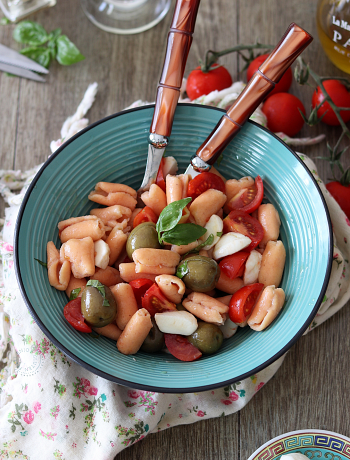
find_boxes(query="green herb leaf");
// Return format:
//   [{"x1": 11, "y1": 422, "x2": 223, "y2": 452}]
[
  {"x1": 184, "y1": 234, "x2": 215, "y2": 255},
  {"x1": 56, "y1": 35, "x2": 85, "y2": 66},
  {"x1": 161, "y1": 223, "x2": 206, "y2": 246},
  {"x1": 34, "y1": 258, "x2": 47, "y2": 268},
  {"x1": 13, "y1": 21, "x2": 49, "y2": 46},
  {"x1": 86, "y1": 280, "x2": 110, "y2": 306},
  {"x1": 49, "y1": 28, "x2": 62, "y2": 41},
  {"x1": 0, "y1": 17, "x2": 11, "y2": 25},
  {"x1": 20, "y1": 46, "x2": 51, "y2": 68},
  {"x1": 156, "y1": 198, "x2": 191, "y2": 236},
  {"x1": 69, "y1": 288, "x2": 81, "y2": 300},
  {"x1": 176, "y1": 260, "x2": 189, "y2": 279},
  {"x1": 217, "y1": 232, "x2": 223, "y2": 237}
]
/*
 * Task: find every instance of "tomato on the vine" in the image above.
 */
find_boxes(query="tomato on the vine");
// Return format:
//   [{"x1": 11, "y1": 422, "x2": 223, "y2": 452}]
[
  {"x1": 228, "y1": 283, "x2": 264, "y2": 324},
  {"x1": 129, "y1": 278, "x2": 154, "y2": 308},
  {"x1": 187, "y1": 171, "x2": 226, "y2": 200},
  {"x1": 164, "y1": 334, "x2": 202, "y2": 362},
  {"x1": 247, "y1": 54, "x2": 293, "y2": 96},
  {"x1": 142, "y1": 284, "x2": 177, "y2": 316},
  {"x1": 262, "y1": 92, "x2": 306, "y2": 137},
  {"x1": 219, "y1": 251, "x2": 250, "y2": 279},
  {"x1": 312, "y1": 79, "x2": 350, "y2": 126},
  {"x1": 63, "y1": 298, "x2": 92, "y2": 333},
  {"x1": 223, "y1": 210, "x2": 264, "y2": 251},
  {"x1": 186, "y1": 63, "x2": 233, "y2": 101},
  {"x1": 133, "y1": 206, "x2": 158, "y2": 228},
  {"x1": 326, "y1": 181, "x2": 350, "y2": 219},
  {"x1": 228, "y1": 175, "x2": 264, "y2": 214}
]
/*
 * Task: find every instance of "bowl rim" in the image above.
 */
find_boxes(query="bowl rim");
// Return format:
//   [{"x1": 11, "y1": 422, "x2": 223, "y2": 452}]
[
  {"x1": 14, "y1": 103, "x2": 333, "y2": 393},
  {"x1": 247, "y1": 429, "x2": 350, "y2": 459}
]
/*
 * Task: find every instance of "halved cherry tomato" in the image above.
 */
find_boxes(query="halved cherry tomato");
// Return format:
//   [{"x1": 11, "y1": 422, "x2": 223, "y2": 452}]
[
  {"x1": 63, "y1": 298, "x2": 92, "y2": 333},
  {"x1": 187, "y1": 171, "x2": 225, "y2": 200},
  {"x1": 312, "y1": 79, "x2": 350, "y2": 126},
  {"x1": 228, "y1": 283, "x2": 264, "y2": 324},
  {"x1": 228, "y1": 175, "x2": 264, "y2": 214},
  {"x1": 129, "y1": 278, "x2": 154, "y2": 308},
  {"x1": 164, "y1": 333, "x2": 202, "y2": 361},
  {"x1": 246, "y1": 54, "x2": 293, "y2": 97},
  {"x1": 223, "y1": 210, "x2": 264, "y2": 251},
  {"x1": 142, "y1": 284, "x2": 177, "y2": 316},
  {"x1": 186, "y1": 63, "x2": 233, "y2": 101},
  {"x1": 219, "y1": 251, "x2": 250, "y2": 279},
  {"x1": 133, "y1": 206, "x2": 158, "y2": 228},
  {"x1": 156, "y1": 158, "x2": 166, "y2": 192}
]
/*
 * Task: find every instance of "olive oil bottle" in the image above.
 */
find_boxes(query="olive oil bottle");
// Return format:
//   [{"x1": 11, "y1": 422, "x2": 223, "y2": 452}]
[{"x1": 316, "y1": 0, "x2": 350, "y2": 73}]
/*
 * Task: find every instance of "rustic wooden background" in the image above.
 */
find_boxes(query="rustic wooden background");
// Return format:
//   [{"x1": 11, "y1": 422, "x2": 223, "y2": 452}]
[{"x1": 1, "y1": 0, "x2": 349, "y2": 459}]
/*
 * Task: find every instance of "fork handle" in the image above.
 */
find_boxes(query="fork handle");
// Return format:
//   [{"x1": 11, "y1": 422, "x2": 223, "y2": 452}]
[
  {"x1": 150, "y1": 0, "x2": 201, "y2": 139},
  {"x1": 194, "y1": 23, "x2": 313, "y2": 166}
]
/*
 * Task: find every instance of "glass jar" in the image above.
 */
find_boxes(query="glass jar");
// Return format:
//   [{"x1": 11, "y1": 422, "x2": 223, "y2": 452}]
[
  {"x1": 0, "y1": 0, "x2": 56, "y2": 22},
  {"x1": 316, "y1": 0, "x2": 350, "y2": 73}
]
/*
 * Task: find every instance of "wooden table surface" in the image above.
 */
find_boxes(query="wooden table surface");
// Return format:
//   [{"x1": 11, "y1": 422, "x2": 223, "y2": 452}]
[{"x1": 1, "y1": 0, "x2": 349, "y2": 459}]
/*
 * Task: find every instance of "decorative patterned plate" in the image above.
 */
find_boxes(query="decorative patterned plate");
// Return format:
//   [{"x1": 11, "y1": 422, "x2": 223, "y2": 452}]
[
  {"x1": 248, "y1": 429, "x2": 350, "y2": 460},
  {"x1": 14, "y1": 104, "x2": 333, "y2": 393}
]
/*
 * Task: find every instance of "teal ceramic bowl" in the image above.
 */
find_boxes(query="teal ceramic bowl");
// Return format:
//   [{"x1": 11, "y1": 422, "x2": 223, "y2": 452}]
[
  {"x1": 14, "y1": 104, "x2": 332, "y2": 393},
  {"x1": 248, "y1": 429, "x2": 350, "y2": 459}
]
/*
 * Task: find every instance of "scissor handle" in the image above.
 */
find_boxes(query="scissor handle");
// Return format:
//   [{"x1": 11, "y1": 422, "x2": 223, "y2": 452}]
[
  {"x1": 193, "y1": 23, "x2": 313, "y2": 167},
  {"x1": 150, "y1": 0, "x2": 201, "y2": 138}
]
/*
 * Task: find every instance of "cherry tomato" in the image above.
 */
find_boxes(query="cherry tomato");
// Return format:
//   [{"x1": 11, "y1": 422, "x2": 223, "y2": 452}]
[
  {"x1": 219, "y1": 251, "x2": 250, "y2": 279},
  {"x1": 129, "y1": 278, "x2": 154, "y2": 308},
  {"x1": 187, "y1": 172, "x2": 226, "y2": 200},
  {"x1": 156, "y1": 158, "x2": 166, "y2": 192},
  {"x1": 247, "y1": 54, "x2": 293, "y2": 96},
  {"x1": 228, "y1": 175, "x2": 264, "y2": 214},
  {"x1": 326, "y1": 181, "x2": 350, "y2": 219},
  {"x1": 133, "y1": 206, "x2": 158, "y2": 228},
  {"x1": 186, "y1": 64, "x2": 233, "y2": 101},
  {"x1": 229, "y1": 283, "x2": 264, "y2": 324},
  {"x1": 63, "y1": 298, "x2": 92, "y2": 333},
  {"x1": 262, "y1": 93, "x2": 306, "y2": 137},
  {"x1": 312, "y1": 79, "x2": 350, "y2": 126},
  {"x1": 164, "y1": 334, "x2": 202, "y2": 362},
  {"x1": 142, "y1": 284, "x2": 177, "y2": 316},
  {"x1": 223, "y1": 210, "x2": 264, "y2": 251}
]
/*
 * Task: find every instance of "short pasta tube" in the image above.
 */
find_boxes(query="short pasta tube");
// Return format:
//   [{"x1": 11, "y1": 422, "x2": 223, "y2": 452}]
[
  {"x1": 90, "y1": 266, "x2": 122, "y2": 287},
  {"x1": 132, "y1": 248, "x2": 181, "y2": 275},
  {"x1": 141, "y1": 184, "x2": 167, "y2": 217},
  {"x1": 60, "y1": 237, "x2": 95, "y2": 279},
  {"x1": 93, "y1": 323, "x2": 122, "y2": 341},
  {"x1": 118, "y1": 263, "x2": 157, "y2": 283},
  {"x1": 215, "y1": 271, "x2": 244, "y2": 294},
  {"x1": 65, "y1": 274, "x2": 87, "y2": 298},
  {"x1": 182, "y1": 292, "x2": 229, "y2": 325},
  {"x1": 88, "y1": 182, "x2": 137, "y2": 210},
  {"x1": 47, "y1": 241, "x2": 71, "y2": 291},
  {"x1": 111, "y1": 283, "x2": 139, "y2": 330},
  {"x1": 117, "y1": 308, "x2": 153, "y2": 355},
  {"x1": 258, "y1": 240, "x2": 286, "y2": 288},
  {"x1": 90, "y1": 205, "x2": 132, "y2": 229},
  {"x1": 106, "y1": 227, "x2": 128, "y2": 266},
  {"x1": 155, "y1": 275, "x2": 186, "y2": 304},
  {"x1": 258, "y1": 203, "x2": 281, "y2": 249},
  {"x1": 248, "y1": 285, "x2": 285, "y2": 331},
  {"x1": 58, "y1": 215, "x2": 105, "y2": 243},
  {"x1": 166, "y1": 175, "x2": 183, "y2": 204},
  {"x1": 190, "y1": 189, "x2": 227, "y2": 227}
]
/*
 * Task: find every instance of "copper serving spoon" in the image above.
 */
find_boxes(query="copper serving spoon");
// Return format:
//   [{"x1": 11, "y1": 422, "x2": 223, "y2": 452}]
[
  {"x1": 138, "y1": 0, "x2": 201, "y2": 198},
  {"x1": 185, "y1": 22, "x2": 313, "y2": 178}
]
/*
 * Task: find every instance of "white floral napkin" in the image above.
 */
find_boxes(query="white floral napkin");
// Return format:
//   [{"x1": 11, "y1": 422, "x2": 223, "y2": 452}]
[{"x1": 0, "y1": 84, "x2": 349, "y2": 459}]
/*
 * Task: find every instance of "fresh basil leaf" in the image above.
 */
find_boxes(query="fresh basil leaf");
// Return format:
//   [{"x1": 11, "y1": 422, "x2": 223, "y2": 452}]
[
  {"x1": 176, "y1": 260, "x2": 189, "y2": 279},
  {"x1": 13, "y1": 21, "x2": 49, "y2": 45},
  {"x1": 48, "y1": 28, "x2": 61, "y2": 41},
  {"x1": 20, "y1": 46, "x2": 51, "y2": 68},
  {"x1": 56, "y1": 35, "x2": 85, "y2": 66},
  {"x1": 156, "y1": 198, "x2": 192, "y2": 235},
  {"x1": 69, "y1": 288, "x2": 81, "y2": 300},
  {"x1": 184, "y1": 234, "x2": 215, "y2": 256},
  {"x1": 162, "y1": 223, "x2": 206, "y2": 246},
  {"x1": 217, "y1": 232, "x2": 223, "y2": 237},
  {"x1": 0, "y1": 17, "x2": 10, "y2": 25},
  {"x1": 86, "y1": 279, "x2": 110, "y2": 306},
  {"x1": 34, "y1": 258, "x2": 47, "y2": 268}
]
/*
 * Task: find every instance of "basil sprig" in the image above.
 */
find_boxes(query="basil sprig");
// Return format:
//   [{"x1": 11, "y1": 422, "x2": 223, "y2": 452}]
[
  {"x1": 34, "y1": 258, "x2": 47, "y2": 268},
  {"x1": 13, "y1": 20, "x2": 84, "y2": 69},
  {"x1": 86, "y1": 280, "x2": 110, "y2": 307},
  {"x1": 184, "y1": 233, "x2": 215, "y2": 256},
  {"x1": 176, "y1": 260, "x2": 189, "y2": 279},
  {"x1": 69, "y1": 288, "x2": 81, "y2": 300},
  {"x1": 156, "y1": 198, "x2": 206, "y2": 246}
]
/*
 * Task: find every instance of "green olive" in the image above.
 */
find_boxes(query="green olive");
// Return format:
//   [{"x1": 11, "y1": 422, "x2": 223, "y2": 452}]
[
  {"x1": 126, "y1": 222, "x2": 161, "y2": 260},
  {"x1": 181, "y1": 255, "x2": 220, "y2": 292},
  {"x1": 140, "y1": 318, "x2": 165, "y2": 353},
  {"x1": 187, "y1": 321, "x2": 224, "y2": 354},
  {"x1": 81, "y1": 285, "x2": 117, "y2": 328}
]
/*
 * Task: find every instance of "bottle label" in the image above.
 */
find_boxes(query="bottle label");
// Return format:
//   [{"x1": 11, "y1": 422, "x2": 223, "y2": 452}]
[{"x1": 332, "y1": 16, "x2": 350, "y2": 47}]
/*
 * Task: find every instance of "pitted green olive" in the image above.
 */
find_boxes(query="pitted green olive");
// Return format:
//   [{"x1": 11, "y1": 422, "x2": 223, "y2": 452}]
[
  {"x1": 126, "y1": 222, "x2": 161, "y2": 260},
  {"x1": 187, "y1": 321, "x2": 223, "y2": 354},
  {"x1": 181, "y1": 255, "x2": 220, "y2": 292},
  {"x1": 81, "y1": 285, "x2": 117, "y2": 328},
  {"x1": 140, "y1": 318, "x2": 165, "y2": 353}
]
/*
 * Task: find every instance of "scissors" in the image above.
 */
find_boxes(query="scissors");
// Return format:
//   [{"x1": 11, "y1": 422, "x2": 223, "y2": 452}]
[{"x1": 0, "y1": 43, "x2": 49, "y2": 82}]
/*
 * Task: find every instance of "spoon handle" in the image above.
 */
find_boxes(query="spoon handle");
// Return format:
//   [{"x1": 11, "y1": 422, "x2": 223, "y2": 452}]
[
  {"x1": 192, "y1": 23, "x2": 313, "y2": 169},
  {"x1": 150, "y1": 0, "x2": 201, "y2": 139}
]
